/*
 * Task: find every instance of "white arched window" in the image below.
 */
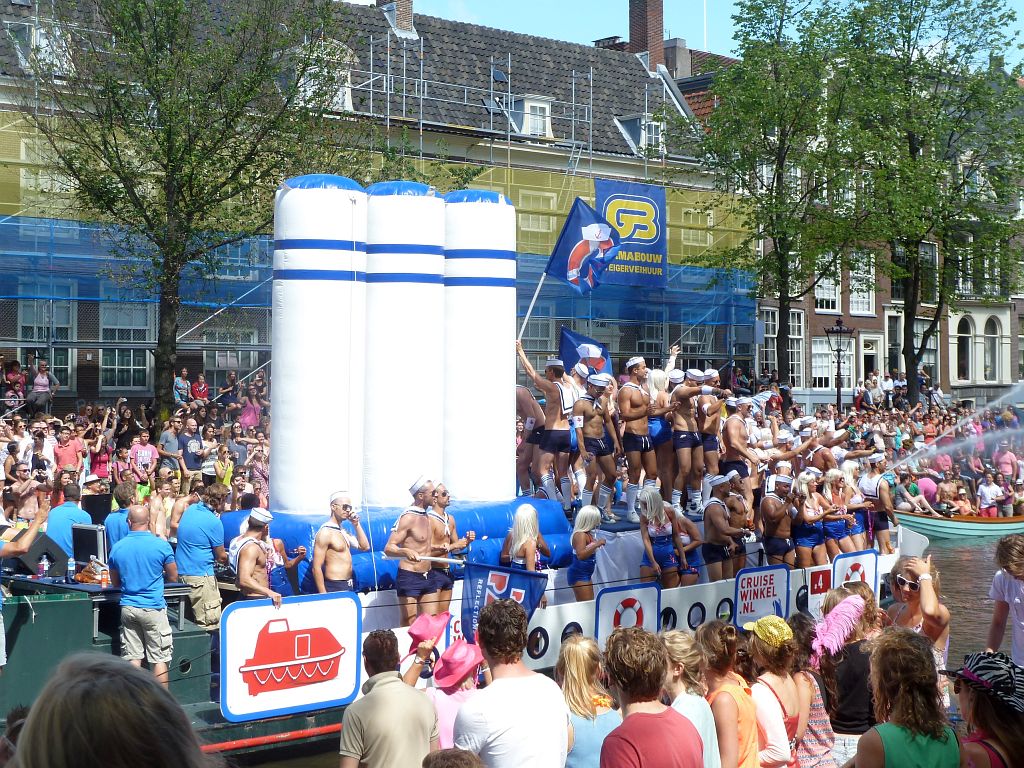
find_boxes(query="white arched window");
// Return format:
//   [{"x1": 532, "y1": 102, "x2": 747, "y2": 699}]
[
  {"x1": 956, "y1": 317, "x2": 971, "y2": 381},
  {"x1": 984, "y1": 317, "x2": 1000, "y2": 381}
]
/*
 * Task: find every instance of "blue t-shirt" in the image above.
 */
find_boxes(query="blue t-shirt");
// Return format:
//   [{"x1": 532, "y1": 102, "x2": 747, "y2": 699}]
[
  {"x1": 109, "y1": 531, "x2": 174, "y2": 609},
  {"x1": 175, "y1": 502, "x2": 224, "y2": 576},
  {"x1": 47, "y1": 501, "x2": 92, "y2": 558},
  {"x1": 104, "y1": 509, "x2": 130, "y2": 549},
  {"x1": 158, "y1": 430, "x2": 181, "y2": 471},
  {"x1": 180, "y1": 431, "x2": 203, "y2": 471}
]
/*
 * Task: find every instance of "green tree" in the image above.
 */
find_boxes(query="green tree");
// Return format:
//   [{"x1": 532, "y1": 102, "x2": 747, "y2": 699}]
[
  {"x1": 679, "y1": 0, "x2": 868, "y2": 386},
  {"x1": 19, "y1": 0, "x2": 367, "y2": 414},
  {"x1": 846, "y1": 0, "x2": 1024, "y2": 403}
]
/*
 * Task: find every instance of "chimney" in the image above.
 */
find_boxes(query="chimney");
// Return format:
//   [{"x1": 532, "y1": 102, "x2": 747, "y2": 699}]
[
  {"x1": 663, "y1": 38, "x2": 690, "y2": 78},
  {"x1": 627, "y1": 0, "x2": 664, "y2": 71},
  {"x1": 594, "y1": 35, "x2": 629, "y2": 51},
  {"x1": 377, "y1": 0, "x2": 414, "y2": 33}
]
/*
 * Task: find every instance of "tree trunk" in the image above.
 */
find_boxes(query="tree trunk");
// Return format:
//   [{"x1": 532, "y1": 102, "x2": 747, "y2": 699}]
[
  {"x1": 900, "y1": 241, "x2": 922, "y2": 405},
  {"x1": 774, "y1": 246, "x2": 793, "y2": 387},
  {"x1": 154, "y1": 277, "x2": 180, "y2": 420}
]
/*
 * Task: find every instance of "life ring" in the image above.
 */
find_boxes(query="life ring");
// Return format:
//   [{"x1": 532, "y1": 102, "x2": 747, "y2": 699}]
[
  {"x1": 844, "y1": 562, "x2": 866, "y2": 583},
  {"x1": 614, "y1": 597, "x2": 644, "y2": 628}
]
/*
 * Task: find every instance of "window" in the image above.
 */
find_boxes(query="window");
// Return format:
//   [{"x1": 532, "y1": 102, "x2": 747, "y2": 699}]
[
  {"x1": 100, "y1": 292, "x2": 155, "y2": 390},
  {"x1": 517, "y1": 302, "x2": 554, "y2": 387},
  {"x1": 214, "y1": 239, "x2": 270, "y2": 281},
  {"x1": 1018, "y1": 318, "x2": 1024, "y2": 380},
  {"x1": 518, "y1": 190, "x2": 557, "y2": 233},
  {"x1": 517, "y1": 99, "x2": 551, "y2": 137},
  {"x1": 814, "y1": 275, "x2": 840, "y2": 312},
  {"x1": 18, "y1": 280, "x2": 76, "y2": 391},
  {"x1": 984, "y1": 317, "x2": 1000, "y2": 382},
  {"x1": 956, "y1": 317, "x2": 972, "y2": 381},
  {"x1": 811, "y1": 337, "x2": 853, "y2": 389},
  {"x1": 642, "y1": 118, "x2": 664, "y2": 154},
  {"x1": 891, "y1": 242, "x2": 938, "y2": 303},
  {"x1": 887, "y1": 316, "x2": 901, "y2": 374},
  {"x1": 21, "y1": 138, "x2": 72, "y2": 195},
  {"x1": 203, "y1": 330, "x2": 260, "y2": 392},
  {"x1": 914, "y1": 319, "x2": 938, "y2": 382},
  {"x1": 849, "y1": 259, "x2": 874, "y2": 315},
  {"x1": 758, "y1": 308, "x2": 804, "y2": 387}
]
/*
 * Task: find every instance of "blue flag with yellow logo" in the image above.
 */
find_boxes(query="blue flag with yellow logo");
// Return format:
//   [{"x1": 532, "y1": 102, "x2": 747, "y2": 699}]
[
  {"x1": 461, "y1": 562, "x2": 548, "y2": 644},
  {"x1": 594, "y1": 178, "x2": 668, "y2": 288},
  {"x1": 544, "y1": 198, "x2": 622, "y2": 295}
]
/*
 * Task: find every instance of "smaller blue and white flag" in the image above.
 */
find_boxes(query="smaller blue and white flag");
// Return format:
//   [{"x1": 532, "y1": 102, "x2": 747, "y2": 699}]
[
  {"x1": 461, "y1": 562, "x2": 548, "y2": 645},
  {"x1": 544, "y1": 198, "x2": 621, "y2": 295},
  {"x1": 559, "y1": 327, "x2": 613, "y2": 375}
]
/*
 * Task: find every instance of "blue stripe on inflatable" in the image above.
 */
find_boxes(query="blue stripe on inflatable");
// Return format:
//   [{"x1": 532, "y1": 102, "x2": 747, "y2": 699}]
[
  {"x1": 443, "y1": 249, "x2": 517, "y2": 260},
  {"x1": 443, "y1": 277, "x2": 516, "y2": 287},
  {"x1": 365, "y1": 273, "x2": 445, "y2": 284},
  {"x1": 274, "y1": 238, "x2": 367, "y2": 251},
  {"x1": 273, "y1": 269, "x2": 366, "y2": 281},
  {"x1": 365, "y1": 244, "x2": 445, "y2": 255}
]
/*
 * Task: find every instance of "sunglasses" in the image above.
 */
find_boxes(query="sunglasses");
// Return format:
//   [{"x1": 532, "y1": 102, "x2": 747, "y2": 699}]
[
  {"x1": 895, "y1": 574, "x2": 920, "y2": 592},
  {"x1": 434, "y1": 490, "x2": 449, "y2": 498},
  {"x1": 339, "y1": 503, "x2": 353, "y2": 512}
]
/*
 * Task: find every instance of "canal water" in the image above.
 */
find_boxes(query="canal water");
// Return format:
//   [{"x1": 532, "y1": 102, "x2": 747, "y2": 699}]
[{"x1": 246, "y1": 535, "x2": 1002, "y2": 767}]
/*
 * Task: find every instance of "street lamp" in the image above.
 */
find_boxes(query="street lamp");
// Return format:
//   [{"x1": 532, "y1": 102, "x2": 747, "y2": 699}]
[{"x1": 824, "y1": 317, "x2": 856, "y2": 413}]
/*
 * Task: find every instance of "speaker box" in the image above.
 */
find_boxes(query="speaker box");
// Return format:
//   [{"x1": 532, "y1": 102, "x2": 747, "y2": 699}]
[{"x1": 0, "y1": 530, "x2": 68, "y2": 577}]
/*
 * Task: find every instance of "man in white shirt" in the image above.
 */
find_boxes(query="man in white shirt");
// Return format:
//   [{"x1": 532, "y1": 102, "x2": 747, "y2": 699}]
[
  {"x1": 986, "y1": 533, "x2": 1024, "y2": 666},
  {"x1": 454, "y1": 600, "x2": 572, "y2": 767}
]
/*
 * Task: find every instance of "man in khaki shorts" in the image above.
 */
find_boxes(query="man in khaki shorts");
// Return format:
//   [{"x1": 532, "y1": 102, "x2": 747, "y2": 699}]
[
  {"x1": 109, "y1": 506, "x2": 179, "y2": 685},
  {"x1": 175, "y1": 484, "x2": 227, "y2": 631}
]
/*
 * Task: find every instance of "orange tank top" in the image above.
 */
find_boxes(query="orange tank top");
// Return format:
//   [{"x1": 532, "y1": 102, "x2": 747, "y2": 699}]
[{"x1": 707, "y1": 672, "x2": 759, "y2": 768}]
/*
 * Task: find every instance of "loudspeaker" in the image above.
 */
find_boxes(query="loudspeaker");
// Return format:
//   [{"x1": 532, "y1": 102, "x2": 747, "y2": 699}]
[
  {"x1": 0, "y1": 530, "x2": 68, "y2": 577},
  {"x1": 82, "y1": 493, "x2": 113, "y2": 526}
]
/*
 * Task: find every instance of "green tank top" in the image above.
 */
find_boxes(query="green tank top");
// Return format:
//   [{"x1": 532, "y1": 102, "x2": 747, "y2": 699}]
[{"x1": 876, "y1": 723, "x2": 959, "y2": 768}]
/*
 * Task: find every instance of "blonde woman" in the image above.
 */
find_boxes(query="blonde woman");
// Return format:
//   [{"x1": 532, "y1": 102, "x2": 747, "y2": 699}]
[
  {"x1": 662, "y1": 630, "x2": 721, "y2": 768},
  {"x1": 213, "y1": 444, "x2": 234, "y2": 487},
  {"x1": 501, "y1": 504, "x2": 550, "y2": 572},
  {"x1": 556, "y1": 634, "x2": 619, "y2": 768},
  {"x1": 821, "y1": 469, "x2": 856, "y2": 559},
  {"x1": 568, "y1": 505, "x2": 606, "y2": 601},
  {"x1": 792, "y1": 471, "x2": 828, "y2": 567},
  {"x1": 638, "y1": 486, "x2": 696, "y2": 589},
  {"x1": 840, "y1": 460, "x2": 870, "y2": 551}
]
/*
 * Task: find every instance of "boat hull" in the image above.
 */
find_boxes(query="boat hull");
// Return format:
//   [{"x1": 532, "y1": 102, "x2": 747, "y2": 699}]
[{"x1": 896, "y1": 512, "x2": 1024, "y2": 539}]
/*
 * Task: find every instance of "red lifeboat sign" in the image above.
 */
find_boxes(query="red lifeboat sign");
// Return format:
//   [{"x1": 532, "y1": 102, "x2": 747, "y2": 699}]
[{"x1": 220, "y1": 592, "x2": 361, "y2": 722}]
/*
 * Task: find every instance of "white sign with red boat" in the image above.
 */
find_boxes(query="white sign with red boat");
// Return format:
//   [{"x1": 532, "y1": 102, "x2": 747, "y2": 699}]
[{"x1": 220, "y1": 592, "x2": 362, "y2": 722}]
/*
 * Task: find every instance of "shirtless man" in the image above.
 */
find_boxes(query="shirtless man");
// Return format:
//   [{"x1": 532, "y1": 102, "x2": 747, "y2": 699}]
[
  {"x1": 516, "y1": 384, "x2": 546, "y2": 496},
  {"x1": 10, "y1": 462, "x2": 48, "y2": 521},
  {"x1": 802, "y1": 426, "x2": 838, "y2": 473},
  {"x1": 312, "y1": 492, "x2": 370, "y2": 594},
  {"x1": 726, "y1": 469, "x2": 754, "y2": 572},
  {"x1": 385, "y1": 476, "x2": 443, "y2": 626},
  {"x1": 761, "y1": 474, "x2": 796, "y2": 568},
  {"x1": 935, "y1": 471, "x2": 957, "y2": 516},
  {"x1": 428, "y1": 482, "x2": 475, "y2": 614},
  {"x1": 858, "y1": 453, "x2": 898, "y2": 554},
  {"x1": 168, "y1": 488, "x2": 200, "y2": 538},
  {"x1": 722, "y1": 398, "x2": 760, "y2": 510},
  {"x1": 516, "y1": 342, "x2": 577, "y2": 510},
  {"x1": 232, "y1": 508, "x2": 282, "y2": 607},
  {"x1": 701, "y1": 475, "x2": 752, "y2": 582},
  {"x1": 573, "y1": 373, "x2": 621, "y2": 519},
  {"x1": 618, "y1": 356, "x2": 663, "y2": 522},
  {"x1": 698, "y1": 368, "x2": 728, "y2": 479}
]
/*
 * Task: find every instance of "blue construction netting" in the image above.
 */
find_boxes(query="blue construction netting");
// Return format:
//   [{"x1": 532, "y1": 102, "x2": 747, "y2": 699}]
[{"x1": 0, "y1": 215, "x2": 755, "y2": 329}]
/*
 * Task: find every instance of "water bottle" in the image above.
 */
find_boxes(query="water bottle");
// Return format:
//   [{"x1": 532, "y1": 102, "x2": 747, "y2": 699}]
[
  {"x1": 37, "y1": 555, "x2": 50, "y2": 578},
  {"x1": 66, "y1": 556, "x2": 76, "y2": 583}
]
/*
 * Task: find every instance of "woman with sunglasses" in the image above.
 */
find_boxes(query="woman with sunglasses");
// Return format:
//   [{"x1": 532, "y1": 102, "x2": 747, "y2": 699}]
[
  {"x1": 792, "y1": 472, "x2": 828, "y2": 568},
  {"x1": 887, "y1": 555, "x2": 952, "y2": 706},
  {"x1": 821, "y1": 469, "x2": 856, "y2": 560},
  {"x1": 637, "y1": 486, "x2": 698, "y2": 589}
]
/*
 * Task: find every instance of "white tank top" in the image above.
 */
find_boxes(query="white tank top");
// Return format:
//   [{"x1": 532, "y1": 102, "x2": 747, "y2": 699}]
[{"x1": 859, "y1": 473, "x2": 883, "y2": 501}]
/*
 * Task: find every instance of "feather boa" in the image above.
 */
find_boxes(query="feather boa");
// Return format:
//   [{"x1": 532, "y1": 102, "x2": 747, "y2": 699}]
[{"x1": 811, "y1": 595, "x2": 866, "y2": 669}]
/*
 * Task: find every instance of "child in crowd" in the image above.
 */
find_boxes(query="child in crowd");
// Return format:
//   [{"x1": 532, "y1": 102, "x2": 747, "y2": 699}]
[{"x1": 986, "y1": 533, "x2": 1024, "y2": 667}]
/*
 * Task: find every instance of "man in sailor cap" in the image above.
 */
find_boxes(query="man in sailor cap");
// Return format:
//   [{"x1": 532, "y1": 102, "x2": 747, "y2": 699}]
[
  {"x1": 385, "y1": 476, "x2": 442, "y2": 626},
  {"x1": 573, "y1": 372, "x2": 622, "y2": 520},
  {"x1": 618, "y1": 356, "x2": 666, "y2": 521},
  {"x1": 311, "y1": 491, "x2": 370, "y2": 597}
]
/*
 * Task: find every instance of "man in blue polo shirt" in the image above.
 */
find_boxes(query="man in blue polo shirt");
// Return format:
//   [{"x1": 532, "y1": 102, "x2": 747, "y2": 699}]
[
  {"x1": 104, "y1": 482, "x2": 137, "y2": 549},
  {"x1": 109, "y1": 506, "x2": 178, "y2": 685},
  {"x1": 176, "y1": 483, "x2": 227, "y2": 632},
  {"x1": 46, "y1": 483, "x2": 90, "y2": 559}
]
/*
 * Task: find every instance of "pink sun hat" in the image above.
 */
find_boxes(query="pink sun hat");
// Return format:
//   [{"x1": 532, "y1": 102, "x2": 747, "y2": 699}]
[
  {"x1": 403, "y1": 610, "x2": 451, "y2": 660},
  {"x1": 433, "y1": 638, "x2": 484, "y2": 690}
]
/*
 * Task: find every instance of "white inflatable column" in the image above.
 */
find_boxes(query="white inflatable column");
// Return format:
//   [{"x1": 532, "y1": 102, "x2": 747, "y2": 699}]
[
  {"x1": 364, "y1": 182, "x2": 445, "y2": 507},
  {"x1": 442, "y1": 190, "x2": 517, "y2": 500},
  {"x1": 271, "y1": 174, "x2": 367, "y2": 513}
]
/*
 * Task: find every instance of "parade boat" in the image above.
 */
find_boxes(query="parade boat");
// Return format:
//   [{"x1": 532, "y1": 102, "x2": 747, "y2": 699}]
[{"x1": 893, "y1": 509, "x2": 1024, "y2": 539}]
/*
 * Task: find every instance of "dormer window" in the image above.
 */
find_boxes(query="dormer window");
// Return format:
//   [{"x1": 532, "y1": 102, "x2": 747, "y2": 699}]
[
  {"x1": 617, "y1": 114, "x2": 665, "y2": 156},
  {"x1": 513, "y1": 97, "x2": 552, "y2": 137}
]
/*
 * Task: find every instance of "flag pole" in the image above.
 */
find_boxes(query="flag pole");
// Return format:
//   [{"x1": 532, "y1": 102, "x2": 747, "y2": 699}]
[{"x1": 517, "y1": 273, "x2": 547, "y2": 341}]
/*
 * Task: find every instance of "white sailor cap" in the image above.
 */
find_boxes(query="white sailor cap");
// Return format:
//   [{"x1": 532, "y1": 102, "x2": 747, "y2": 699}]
[
  {"x1": 667, "y1": 368, "x2": 685, "y2": 384},
  {"x1": 545, "y1": 357, "x2": 565, "y2": 369},
  {"x1": 832, "y1": 430, "x2": 847, "y2": 439},
  {"x1": 409, "y1": 475, "x2": 432, "y2": 495},
  {"x1": 867, "y1": 452, "x2": 886, "y2": 463},
  {"x1": 726, "y1": 397, "x2": 739, "y2": 407},
  {"x1": 774, "y1": 472, "x2": 794, "y2": 483},
  {"x1": 800, "y1": 428, "x2": 812, "y2": 437},
  {"x1": 573, "y1": 362, "x2": 590, "y2": 378},
  {"x1": 776, "y1": 460, "x2": 792, "y2": 469},
  {"x1": 249, "y1": 507, "x2": 273, "y2": 524},
  {"x1": 703, "y1": 368, "x2": 718, "y2": 379},
  {"x1": 708, "y1": 474, "x2": 731, "y2": 487},
  {"x1": 626, "y1": 356, "x2": 646, "y2": 370},
  {"x1": 737, "y1": 396, "x2": 754, "y2": 406},
  {"x1": 685, "y1": 368, "x2": 704, "y2": 381},
  {"x1": 726, "y1": 469, "x2": 741, "y2": 481},
  {"x1": 806, "y1": 467, "x2": 824, "y2": 477},
  {"x1": 329, "y1": 491, "x2": 349, "y2": 505},
  {"x1": 775, "y1": 431, "x2": 792, "y2": 444},
  {"x1": 587, "y1": 373, "x2": 611, "y2": 387}
]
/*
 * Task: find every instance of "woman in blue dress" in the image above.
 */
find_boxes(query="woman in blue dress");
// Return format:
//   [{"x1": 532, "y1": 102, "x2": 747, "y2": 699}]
[{"x1": 567, "y1": 505, "x2": 606, "y2": 601}]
